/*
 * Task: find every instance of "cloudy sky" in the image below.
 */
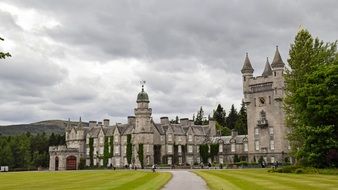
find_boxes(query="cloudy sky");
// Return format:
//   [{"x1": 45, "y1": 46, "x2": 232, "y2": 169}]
[{"x1": 0, "y1": 0, "x2": 337, "y2": 125}]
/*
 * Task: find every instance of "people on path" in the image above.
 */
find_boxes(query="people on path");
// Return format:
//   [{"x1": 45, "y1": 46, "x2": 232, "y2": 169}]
[{"x1": 152, "y1": 164, "x2": 156, "y2": 172}]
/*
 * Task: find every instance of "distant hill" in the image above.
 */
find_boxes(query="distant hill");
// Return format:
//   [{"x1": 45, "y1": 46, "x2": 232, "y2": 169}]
[{"x1": 0, "y1": 120, "x2": 89, "y2": 136}]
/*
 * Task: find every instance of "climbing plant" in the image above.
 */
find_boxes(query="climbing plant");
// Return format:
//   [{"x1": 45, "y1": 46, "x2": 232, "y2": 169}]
[
  {"x1": 103, "y1": 136, "x2": 109, "y2": 167},
  {"x1": 109, "y1": 136, "x2": 114, "y2": 157},
  {"x1": 89, "y1": 137, "x2": 94, "y2": 167},
  {"x1": 138, "y1": 144, "x2": 144, "y2": 168},
  {"x1": 209, "y1": 144, "x2": 219, "y2": 163},
  {"x1": 199, "y1": 144, "x2": 209, "y2": 164},
  {"x1": 126, "y1": 134, "x2": 132, "y2": 164}
]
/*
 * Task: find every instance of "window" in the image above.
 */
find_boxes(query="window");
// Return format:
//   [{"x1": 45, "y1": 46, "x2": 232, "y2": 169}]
[
  {"x1": 188, "y1": 145, "x2": 193, "y2": 153},
  {"x1": 167, "y1": 145, "x2": 173, "y2": 154},
  {"x1": 188, "y1": 135, "x2": 193, "y2": 142},
  {"x1": 197, "y1": 146, "x2": 200, "y2": 153},
  {"x1": 255, "y1": 128, "x2": 259, "y2": 135},
  {"x1": 86, "y1": 136, "x2": 89, "y2": 144},
  {"x1": 114, "y1": 134, "x2": 119, "y2": 143},
  {"x1": 94, "y1": 138, "x2": 97, "y2": 145},
  {"x1": 168, "y1": 134, "x2": 172, "y2": 142},
  {"x1": 178, "y1": 136, "x2": 182, "y2": 142},
  {"x1": 271, "y1": 156, "x2": 275, "y2": 163},
  {"x1": 244, "y1": 143, "x2": 248, "y2": 152},
  {"x1": 115, "y1": 145, "x2": 119, "y2": 154},
  {"x1": 255, "y1": 141, "x2": 260, "y2": 151},
  {"x1": 124, "y1": 145, "x2": 127, "y2": 154},
  {"x1": 260, "y1": 110, "x2": 266, "y2": 120},
  {"x1": 86, "y1": 148, "x2": 90, "y2": 155},
  {"x1": 219, "y1": 144, "x2": 223, "y2": 153},
  {"x1": 178, "y1": 145, "x2": 182, "y2": 153},
  {"x1": 270, "y1": 140, "x2": 275, "y2": 150},
  {"x1": 259, "y1": 97, "x2": 265, "y2": 105},
  {"x1": 146, "y1": 144, "x2": 149, "y2": 153},
  {"x1": 274, "y1": 71, "x2": 276, "y2": 76},
  {"x1": 94, "y1": 148, "x2": 97, "y2": 155},
  {"x1": 99, "y1": 137, "x2": 104, "y2": 144},
  {"x1": 231, "y1": 143, "x2": 236, "y2": 152},
  {"x1": 269, "y1": 128, "x2": 274, "y2": 135},
  {"x1": 99, "y1": 147, "x2": 103, "y2": 154},
  {"x1": 219, "y1": 157, "x2": 224, "y2": 164},
  {"x1": 160, "y1": 136, "x2": 164, "y2": 141},
  {"x1": 254, "y1": 98, "x2": 256, "y2": 107}
]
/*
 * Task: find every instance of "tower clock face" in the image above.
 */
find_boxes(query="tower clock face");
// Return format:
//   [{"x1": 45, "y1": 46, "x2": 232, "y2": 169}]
[{"x1": 259, "y1": 97, "x2": 265, "y2": 104}]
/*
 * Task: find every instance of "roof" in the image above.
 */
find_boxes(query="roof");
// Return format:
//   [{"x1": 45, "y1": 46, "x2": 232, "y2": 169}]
[
  {"x1": 241, "y1": 53, "x2": 254, "y2": 74},
  {"x1": 262, "y1": 57, "x2": 273, "y2": 77},
  {"x1": 271, "y1": 46, "x2": 285, "y2": 68},
  {"x1": 136, "y1": 86, "x2": 149, "y2": 103}
]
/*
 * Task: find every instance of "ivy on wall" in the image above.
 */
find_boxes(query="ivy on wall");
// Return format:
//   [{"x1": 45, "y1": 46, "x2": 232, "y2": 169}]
[
  {"x1": 103, "y1": 136, "x2": 109, "y2": 167},
  {"x1": 199, "y1": 144, "x2": 209, "y2": 164},
  {"x1": 138, "y1": 144, "x2": 144, "y2": 168},
  {"x1": 109, "y1": 136, "x2": 114, "y2": 157},
  {"x1": 89, "y1": 137, "x2": 94, "y2": 167},
  {"x1": 126, "y1": 134, "x2": 132, "y2": 165},
  {"x1": 209, "y1": 144, "x2": 219, "y2": 163}
]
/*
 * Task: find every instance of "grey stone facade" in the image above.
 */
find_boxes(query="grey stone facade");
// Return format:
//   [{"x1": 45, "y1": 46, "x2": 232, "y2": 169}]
[
  {"x1": 49, "y1": 47, "x2": 290, "y2": 170},
  {"x1": 241, "y1": 46, "x2": 290, "y2": 164}
]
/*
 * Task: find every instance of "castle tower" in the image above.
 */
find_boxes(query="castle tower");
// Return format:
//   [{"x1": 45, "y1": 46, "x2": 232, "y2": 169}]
[
  {"x1": 243, "y1": 48, "x2": 289, "y2": 164},
  {"x1": 133, "y1": 83, "x2": 154, "y2": 167}
]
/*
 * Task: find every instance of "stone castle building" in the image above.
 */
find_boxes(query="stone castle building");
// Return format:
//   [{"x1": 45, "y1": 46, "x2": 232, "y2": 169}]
[{"x1": 49, "y1": 47, "x2": 289, "y2": 170}]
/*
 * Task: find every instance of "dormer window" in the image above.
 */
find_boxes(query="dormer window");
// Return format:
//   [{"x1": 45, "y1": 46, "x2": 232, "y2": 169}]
[
  {"x1": 168, "y1": 134, "x2": 172, "y2": 142},
  {"x1": 188, "y1": 135, "x2": 193, "y2": 142}
]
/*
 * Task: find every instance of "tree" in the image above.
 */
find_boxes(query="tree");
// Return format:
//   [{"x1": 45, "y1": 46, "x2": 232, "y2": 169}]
[
  {"x1": 89, "y1": 138, "x2": 94, "y2": 167},
  {"x1": 235, "y1": 101, "x2": 247, "y2": 135},
  {"x1": 226, "y1": 104, "x2": 238, "y2": 130},
  {"x1": 213, "y1": 104, "x2": 226, "y2": 127},
  {"x1": 209, "y1": 144, "x2": 219, "y2": 163},
  {"x1": 199, "y1": 144, "x2": 209, "y2": 164},
  {"x1": 285, "y1": 29, "x2": 338, "y2": 168},
  {"x1": 195, "y1": 107, "x2": 204, "y2": 125},
  {"x1": 0, "y1": 37, "x2": 11, "y2": 59}
]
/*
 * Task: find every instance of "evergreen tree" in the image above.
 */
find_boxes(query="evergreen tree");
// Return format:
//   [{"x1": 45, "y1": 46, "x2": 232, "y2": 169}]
[
  {"x1": 226, "y1": 104, "x2": 238, "y2": 130},
  {"x1": 194, "y1": 107, "x2": 204, "y2": 125},
  {"x1": 235, "y1": 101, "x2": 247, "y2": 135},
  {"x1": 0, "y1": 37, "x2": 11, "y2": 59},
  {"x1": 285, "y1": 29, "x2": 338, "y2": 168},
  {"x1": 213, "y1": 104, "x2": 226, "y2": 127}
]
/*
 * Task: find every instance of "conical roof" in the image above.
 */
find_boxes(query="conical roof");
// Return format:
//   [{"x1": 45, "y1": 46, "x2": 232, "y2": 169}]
[
  {"x1": 262, "y1": 57, "x2": 272, "y2": 77},
  {"x1": 241, "y1": 53, "x2": 254, "y2": 74},
  {"x1": 271, "y1": 46, "x2": 285, "y2": 68}
]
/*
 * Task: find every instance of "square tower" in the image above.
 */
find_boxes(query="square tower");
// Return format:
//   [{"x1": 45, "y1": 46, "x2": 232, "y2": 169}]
[{"x1": 242, "y1": 47, "x2": 289, "y2": 164}]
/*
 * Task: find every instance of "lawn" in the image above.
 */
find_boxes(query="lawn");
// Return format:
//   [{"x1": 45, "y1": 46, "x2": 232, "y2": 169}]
[
  {"x1": 0, "y1": 170, "x2": 172, "y2": 190},
  {"x1": 194, "y1": 169, "x2": 338, "y2": 190}
]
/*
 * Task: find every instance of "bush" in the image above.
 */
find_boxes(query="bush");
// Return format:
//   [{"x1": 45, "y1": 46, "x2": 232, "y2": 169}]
[{"x1": 295, "y1": 168, "x2": 304, "y2": 174}]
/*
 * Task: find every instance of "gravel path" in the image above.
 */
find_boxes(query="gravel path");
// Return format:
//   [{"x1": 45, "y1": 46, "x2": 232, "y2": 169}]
[{"x1": 161, "y1": 170, "x2": 208, "y2": 190}]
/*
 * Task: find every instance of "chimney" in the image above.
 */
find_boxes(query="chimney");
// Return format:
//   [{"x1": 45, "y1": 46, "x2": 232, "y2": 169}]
[
  {"x1": 98, "y1": 121, "x2": 102, "y2": 126},
  {"x1": 180, "y1": 118, "x2": 189, "y2": 126},
  {"x1": 128, "y1": 116, "x2": 136, "y2": 125},
  {"x1": 89, "y1": 121, "x2": 97, "y2": 128},
  {"x1": 160, "y1": 117, "x2": 169, "y2": 125},
  {"x1": 209, "y1": 119, "x2": 216, "y2": 137},
  {"x1": 103, "y1": 119, "x2": 110, "y2": 127},
  {"x1": 231, "y1": 129, "x2": 238, "y2": 137}
]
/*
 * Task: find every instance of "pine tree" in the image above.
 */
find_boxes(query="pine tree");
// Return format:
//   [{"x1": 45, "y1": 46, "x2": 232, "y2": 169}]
[
  {"x1": 226, "y1": 104, "x2": 238, "y2": 130},
  {"x1": 235, "y1": 101, "x2": 247, "y2": 135},
  {"x1": 194, "y1": 107, "x2": 204, "y2": 125},
  {"x1": 213, "y1": 104, "x2": 226, "y2": 127},
  {"x1": 0, "y1": 37, "x2": 11, "y2": 59},
  {"x1": 285, "y1": 29, "x2": 338, "y2": 167}
]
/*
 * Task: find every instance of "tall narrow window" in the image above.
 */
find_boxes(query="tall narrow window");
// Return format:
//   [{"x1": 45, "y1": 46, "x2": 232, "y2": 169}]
[
  {"x1": 269, "y1": 128, "x2": 274, "y2": 135},
  {"x1": 255, "y1": 128, "x2": 259, "y2": 135},
  {"x1": 254, "y1": 98, "x2": 256, "y2": 107},
  {"x1": 269, "y1": 96, "x2": 271, "y2": 104},
  {"x1": 244, "y1": 143, "x2": 248, "y2": 152},
  {"x1": 255, "y1": 141, "x2": 260, "y2": 151},
  {"x1": 168, "y1": 134, "x2": 172, "y2": 142},
  {"x1": 231, "y1": 143, "x2": 236, "y2": 152},
  {"x1": 270, "y1": 140, "x2": 275, "y2": 150},
  {"x1": 219, "y1": 144, "x2": 223, "y2": 153},
  {"x1": 188, "y1": 135, "x2": 193, "y2": 142}
]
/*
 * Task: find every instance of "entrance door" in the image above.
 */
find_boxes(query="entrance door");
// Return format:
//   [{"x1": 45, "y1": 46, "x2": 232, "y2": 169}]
[
  {"x1": 66, "y1": 156, "x2": 77, "y2": 170},
  {"x1": 55, "y1": 157, "x2": 59, "y2": 171}
]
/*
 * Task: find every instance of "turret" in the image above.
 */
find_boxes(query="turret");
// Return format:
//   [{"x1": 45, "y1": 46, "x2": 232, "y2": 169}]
[
  {"x1": 271, "y1": 46, "x2": 285, "y2": 100},
  {"x1": 241, "y1": 53, "x2": 254, "y2": 103},
  {"x1": 262, "y1": 57, "x2": 272, "y2": 77}
]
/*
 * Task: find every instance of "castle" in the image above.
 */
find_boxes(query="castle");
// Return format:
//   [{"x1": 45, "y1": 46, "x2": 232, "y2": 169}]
[{"x1": 49, "y1": 47, "x2": 290, "y2": 170}]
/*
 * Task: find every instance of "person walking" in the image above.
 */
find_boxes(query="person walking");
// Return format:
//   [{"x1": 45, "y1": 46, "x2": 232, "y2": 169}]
[{"x1": 152, "y1": 164, "x2": 156, "y2": 172}]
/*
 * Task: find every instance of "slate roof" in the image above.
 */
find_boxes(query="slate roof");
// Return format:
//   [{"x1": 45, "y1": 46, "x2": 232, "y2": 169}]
[
  {"x1": 262, "y1": 57, "x2": 273, "y2": 77},
  {"x1": 241, "y1": 53, "x2": 254, "y2": 74},
  {"x1": 271, "y1": 46, "x2": 285, "y2": 68}
]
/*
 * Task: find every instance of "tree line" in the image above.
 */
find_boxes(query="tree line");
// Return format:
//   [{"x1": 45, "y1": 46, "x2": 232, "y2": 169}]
[{"x1": 0, "y1": 133, "x2": 65, "y2": 170}]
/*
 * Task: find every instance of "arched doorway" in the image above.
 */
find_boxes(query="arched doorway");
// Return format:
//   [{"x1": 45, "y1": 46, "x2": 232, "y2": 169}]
[
  {"x1": 66, "y1": 156, "x2": 77, "y2": 170},
  {"x1": 55, "y1": 157, "x2": 59, "y2": 171}
]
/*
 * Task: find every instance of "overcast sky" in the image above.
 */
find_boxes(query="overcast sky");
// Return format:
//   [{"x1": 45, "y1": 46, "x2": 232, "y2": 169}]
[{"x1": 0, "y1": 0, "x2": 337, "y2": 125}]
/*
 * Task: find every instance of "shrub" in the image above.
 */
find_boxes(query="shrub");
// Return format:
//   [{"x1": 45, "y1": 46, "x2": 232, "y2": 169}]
[{"x1": 295, "y1": 168, "x2": 304, "y2": 174}]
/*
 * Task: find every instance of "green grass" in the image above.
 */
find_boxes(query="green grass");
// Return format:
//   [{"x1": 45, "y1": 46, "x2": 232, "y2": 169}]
[
  {"x1": 0, "y1": 170, "x2": 172, "y2": 190},
  {"x1": 194, "y1": 169, "x2": 338, "y2": 190}
]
